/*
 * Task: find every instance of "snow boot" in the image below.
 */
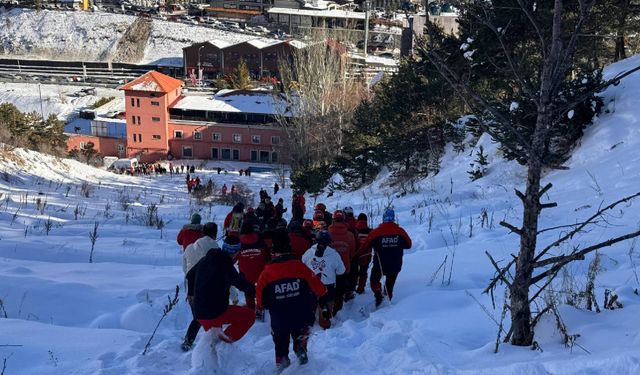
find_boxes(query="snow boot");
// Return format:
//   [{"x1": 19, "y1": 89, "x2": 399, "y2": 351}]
[
  {"x1": 344, "y1": 291, "x2": 355, "y2": 302},
  {"x1": 295, "y1": 349, "x2": 309, "y2": 365},
  {"x1": 275, "y1": 356, "x2": 291, "y2": 373},
  {"x1": 181, "y1": 337, "x2": 194, "y2": 352},
  {"x1": 374, "y1": 292, "x2": 383, "y2": 308}
]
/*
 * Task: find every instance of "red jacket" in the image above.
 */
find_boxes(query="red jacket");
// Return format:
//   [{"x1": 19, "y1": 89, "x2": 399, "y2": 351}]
[
  {"x1": 237, "y1": 233, "x2": 270, "y2": 284},
  {"x1": 289, "y1": 232, "x2": 312, "y2": 260},
  {"x1": 177, "y1": 224, "x2": 203, "y2": 251},
  {"x1": 257, "y1": 254, "x2": 326, "y2": 330},
  {"x1": 354, "y1": 220, "x2": 372, "y2": 258},
  {"x1": 361, "y1": 222, "x2": 412, "y2": 275},
  {"x1": 328, "y1": 222, "x2": 357, "y2": 272}
]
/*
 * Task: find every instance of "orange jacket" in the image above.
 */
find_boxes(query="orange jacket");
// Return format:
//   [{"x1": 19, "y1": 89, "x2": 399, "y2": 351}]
[{"x1": 328, "y1": 222, "x2": 357, "y2": 272}]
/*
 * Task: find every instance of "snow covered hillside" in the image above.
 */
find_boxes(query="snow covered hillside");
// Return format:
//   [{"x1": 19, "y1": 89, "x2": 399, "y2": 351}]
[
  {"x1": 0, "y1": 81, "x2": 120, "y2": 119},
  {"x1": 0, "y1": 8, "x2": 256, "y2": 65},
  {"x1": 1, "y1": 56, "x2": 640, "y2": 374}
]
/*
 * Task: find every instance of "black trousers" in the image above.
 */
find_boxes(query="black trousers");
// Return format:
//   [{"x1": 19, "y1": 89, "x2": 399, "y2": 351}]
[
  {"x1": 272, "y1": 326, "x2": 310, "y2": 358},
  {"x1": 185, "y1": 301, "x2": 201, "y2": 344},
  {"x1": 370, "y1": 256, "x2": 399, "y2": 299}
]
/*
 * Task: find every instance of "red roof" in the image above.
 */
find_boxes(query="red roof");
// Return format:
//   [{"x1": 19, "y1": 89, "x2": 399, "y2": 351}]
[{"x1": 119, "y1": 71, "x2": 183, "y2": 93}]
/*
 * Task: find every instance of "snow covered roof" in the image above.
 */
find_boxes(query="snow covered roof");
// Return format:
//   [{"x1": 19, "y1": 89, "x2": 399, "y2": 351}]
[
  {"x1": 208, "y1": 40, "x2": 232, "y2": 49},
  {"x1": 246, "y1": 38, "x2": 284, "y2": 50},
  {"x1": 170, "y1": 89, "x2": 291, "y2": 116},
  {"x1": 268, "y1": 7, "x2": 366, "y2": 20},
  {"x1": 119, "y1": 71, "x2": 183, "y2": 93}
]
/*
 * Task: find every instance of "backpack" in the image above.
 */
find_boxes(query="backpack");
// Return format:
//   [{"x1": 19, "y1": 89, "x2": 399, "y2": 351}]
[{"x1": 228, "y1": 212, "x2": 243, "y2": 234}]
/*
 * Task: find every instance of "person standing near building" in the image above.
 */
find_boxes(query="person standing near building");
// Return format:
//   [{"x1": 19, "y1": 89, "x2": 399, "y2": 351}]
[
  {"x1": 361, "y1": 209, "x2": 412, "y2": 307},
  {"x1": 257, "y1": 229, "x2": 327, "y2": 371}
]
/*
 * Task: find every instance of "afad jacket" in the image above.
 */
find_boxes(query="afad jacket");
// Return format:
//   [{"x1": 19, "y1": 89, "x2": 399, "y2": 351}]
[
  {"x1": 361, "y1": 222, "x2": 412, "y2": 275},
  {"x1": 237, "y1": 233, "x2": 270, "y2": 284},
  {"x1": 257, "y1": 254, "x2": 326, "y2": 330}
]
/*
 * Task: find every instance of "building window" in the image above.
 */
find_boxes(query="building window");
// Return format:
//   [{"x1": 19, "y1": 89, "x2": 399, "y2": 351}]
[
  {"x1": 233, "y1": 134, "x2": 242, "y2": 143},
  {"x1": 194, "y1": 131, "x2": 202, "y2": 140},
  {"x1": 271, "y1": 152, "x2": 278, "y2": 163},
  {"x1": 222, "y1": 148, "x2": 231, "y2": 160},
  {"x1": 152, "y1": 117, "x2": 160, "y2": 122},
  {"x1": 152, "y1": 135, "x2": 161, "y2": 140},
  {"x1": 182, "y1": 146, "x2": 193, "y2": 158},
  {"x1": 260, "y1": 151, "x2": 270, "y2": 162},
  {"x1": 138, "y1": 134, "x2": 142, "y2": 142},
  {"x1": 211, "y1": 148, "x2": 219, "y2": 159},
  {"x1": 136, "y1": 98, "x2": 140, "y2": 107},
  {"x1": 137, "y1": 116, "x2": 141, "y2": 125},
  {"x1": 174, "y1": 130, "x2": 183, "y2": 139},
  {"x1": 130, "y1": 98, "x2": 135, "y2": 107},
  {"x1": 117, "y1": 144, "x2": 125, "y2": 152},
  {"x1": 252, "y1": 135, "x2": 261, "y2": 144},
  {"x1": 212, "y1": 132, "x2": 221, "y2": 141},
  {"x1": 151, "y1": 101, "x2": 160, "y2": 106},
  {"x1": 133, "y1": 134, "x2": 137, "y2": 142},
  {"x1": 250, "y1": 150, "x2": 258, "y2": 162},
  {"x1": 271, "y1": 136, "x2": 280, "y2": 145},
  {"x1": 132, "y1": 116, "x2": 136, "y2": 125},
  {"x1": 232, "y1": 149, "x2": 240, "y2": 160}
]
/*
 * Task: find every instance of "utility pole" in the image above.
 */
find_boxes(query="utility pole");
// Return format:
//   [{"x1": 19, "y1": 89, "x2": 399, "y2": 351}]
[
  {"x1": 197, "y1": 45, "x2": 204, "y2": 83},
  {"x1": 38, "y1": 83, "x2": 45, "y2": 121},
  {"x1": 364, "y1": 0, "x2": 370, "y2": 58}
]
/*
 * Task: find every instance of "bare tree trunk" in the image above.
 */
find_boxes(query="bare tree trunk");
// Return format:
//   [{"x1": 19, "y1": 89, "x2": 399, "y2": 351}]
[{"x1": 510, "y1": 157, "x2": 542, "y2": 345}]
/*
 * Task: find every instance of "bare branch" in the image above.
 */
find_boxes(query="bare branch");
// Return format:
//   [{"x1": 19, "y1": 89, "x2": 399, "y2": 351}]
[
  {"x1": 500, "y1": 221, "x2": 522, "y2": 235},
  {"x1": 483, "y1": 251, "x2": 515, "y2": 294},
  {"x1": 532, "y1": 230, "x2": 640, "y2": 284},
  {"x1": 535, "y1": 191, "x2": 640, "y2": 262}
]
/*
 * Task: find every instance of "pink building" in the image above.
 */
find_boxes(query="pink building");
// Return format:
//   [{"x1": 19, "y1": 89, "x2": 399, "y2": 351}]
[{"x1": 116, "y1": 71, "x2": 287, "y2": 163}]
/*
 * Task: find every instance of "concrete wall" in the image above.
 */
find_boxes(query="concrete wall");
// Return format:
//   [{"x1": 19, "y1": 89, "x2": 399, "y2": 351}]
[
  {"x1": 168, "y1": 121, "x2": 285, "y2": 162},
  {"x1": 66, "y1": 134, "x2": 127, "y2": 158}
]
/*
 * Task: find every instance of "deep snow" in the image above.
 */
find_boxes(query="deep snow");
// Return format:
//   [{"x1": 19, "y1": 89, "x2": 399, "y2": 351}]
[{"x1": 1, "y1": 56, "x2": 640, "y2": 374}]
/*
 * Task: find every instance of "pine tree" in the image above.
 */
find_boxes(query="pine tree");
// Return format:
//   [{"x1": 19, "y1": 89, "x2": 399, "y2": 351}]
[
  {"x1": 467, "y1": 145, "x2": 489, "y2": 181},
  {"x1": 230, "y1": 58, "x2": 252, "y2": 90}
]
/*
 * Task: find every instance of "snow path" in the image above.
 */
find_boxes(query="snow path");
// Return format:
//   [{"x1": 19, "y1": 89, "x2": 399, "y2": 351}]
[{"x1": 1, "y1": 56, "x2": 640, "y2": 374}]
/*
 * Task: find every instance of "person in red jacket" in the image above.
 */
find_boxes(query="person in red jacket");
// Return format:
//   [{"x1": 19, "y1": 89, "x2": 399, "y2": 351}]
[
  {"x1": 351, "y1": 213, "x2": 373, "y2": 294},
  {"x1": 224, "y1": 203, "x2": 244, "y2": 236},
  {"x1": 361, "y1": 209, "x2": 412, "y2": 307},
  {"x1": 257, "y1": 229, "x2": 327, "y2": 371},
  {"x1": 288, "y1": 221, "x2": 312, "y2": 259},
  {"x1": 327, "y1": 210, "x2": 357, "y2": 314},
  {"x1": 238, "y1": 223, "x2": 270, "y2": 312},
  {"x1": 177, "y1": 213, "x2": 203, "y2": 251},
  {"x1": 343, "y1": 206, "x2": 358, "y2": 231}
]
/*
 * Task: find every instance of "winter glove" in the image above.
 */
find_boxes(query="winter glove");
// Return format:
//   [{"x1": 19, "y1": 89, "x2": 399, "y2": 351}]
[{"x1": 321, "y1": 306, "x2": 332, "y2": 321}]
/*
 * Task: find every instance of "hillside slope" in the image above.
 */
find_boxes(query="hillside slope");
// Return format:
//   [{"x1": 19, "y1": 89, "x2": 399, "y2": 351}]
[
  {"x1": 0, "y1": 8, "x2": 255, "y2": 65},
  {"x1": 0, "y1": 56, "x2": 639, "y2": 374}
]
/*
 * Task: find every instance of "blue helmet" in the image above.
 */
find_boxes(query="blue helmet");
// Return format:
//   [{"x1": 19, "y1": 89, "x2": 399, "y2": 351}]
[
  {"x1": 383, "y1": 209, "x2": 395, "y2": 223},
  {"x1": 315, "y1": 230, "x2": 332, "y2": 245}
]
